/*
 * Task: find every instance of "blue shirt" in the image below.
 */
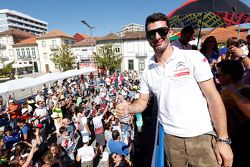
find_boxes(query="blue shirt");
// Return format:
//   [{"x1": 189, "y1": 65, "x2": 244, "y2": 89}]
[
  {"x1": 3, "y1": 132, "x2": 21, "y2": 149},
  {"x1": 108, "y1": 140, "x2": 129, "y2": 156}
]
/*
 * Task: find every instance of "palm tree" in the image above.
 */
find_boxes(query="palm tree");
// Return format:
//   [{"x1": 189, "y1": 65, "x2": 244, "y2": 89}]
[{"x1": 50, "y1": 45, "x2": 76, "y2": 72}]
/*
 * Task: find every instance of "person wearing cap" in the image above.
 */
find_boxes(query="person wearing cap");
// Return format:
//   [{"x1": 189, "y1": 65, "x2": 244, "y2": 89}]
[
  {"x1": 20, "y1": 108, "x2": 30, "y2": 121},
  {"x1": 76, "y1": 135, "x2": 96, "y2": 167},
  {"x1": 171, "y1": 25, "x2": 195, "y2": 50}
]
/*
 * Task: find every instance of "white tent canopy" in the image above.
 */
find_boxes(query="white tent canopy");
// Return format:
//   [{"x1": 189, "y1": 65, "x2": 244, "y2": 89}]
[
  {"x1": 0, "y1": 77, "x2": 39, "y2": 94},
  {"x1": 0, "y1": 67, "x2": 97, "y2": 96},
  {"x1": 34, "y1": 72, "x2": 63, "y2": 85}
]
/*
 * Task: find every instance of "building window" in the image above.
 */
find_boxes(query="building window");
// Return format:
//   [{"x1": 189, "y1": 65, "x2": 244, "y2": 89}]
[
  {"x1": 139, "y1": 59, "x2": 145, "y2": 71},
  {"x1": 16, "y1": 49, "x2": 21, "y2": 57},
  {"x1": 43, "y1": 53, "x2": 48, "y2": 60},
  {"x1": 52, "y1": 40, "x2": 57, "y2": 46},
  {"x1": 31, "y1": 48, "x2": 36, "y2": 58},
  {"x1": 42, "y1": 41, "x2": 46, "y2": 47},
  {"x1": 26, "y1": 48, "x2": 31, "y2": 57},
  {"x1": 115, "y1": 47, "x2": 120, "y2": 53},
  {"x1": 21, "y1": 48, "x2": 25, "y2": 56},
  {"x1": 128, "y1": 60, "x2": 134, "y2": 71},
  {"x1": 65, "y1": 40, "x2": 69, "y2": 45}
]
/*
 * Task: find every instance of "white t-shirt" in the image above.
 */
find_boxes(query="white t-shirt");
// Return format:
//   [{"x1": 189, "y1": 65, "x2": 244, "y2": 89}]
[
  {"x1": 79, "y1": 114, "x2": 88, "y2": 132},
  {"x1": 34, "y1": 107, "x2": 49, "y2": 121},
  {"x1": 140, "y1": 47, "x2": 213, "y2": 137},
  {"x1": 77, "y1": 146, "x2": 95, "y2": 162},
  {"x1": 92, "y1": 114, "x2": 103, "y2": 129}
]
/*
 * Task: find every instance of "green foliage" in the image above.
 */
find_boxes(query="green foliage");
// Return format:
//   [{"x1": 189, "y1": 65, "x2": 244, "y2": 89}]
[
  {"x1": 94, "y1": 43, "x2": 122, "y2": 72},
  {"x1": 50, "y1": 45, "x2": 76, "y2": 72},
  {"x1": 0, "y1": 62, "x2": 13, "y2": 78}
]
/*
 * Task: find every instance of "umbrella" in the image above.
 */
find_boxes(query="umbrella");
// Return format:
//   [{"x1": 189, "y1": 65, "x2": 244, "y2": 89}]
[
  {"x1": 168, "y1": 0, "x2": 250, "y2": 45},
  {"x1": 170, "y1": 32, "x2": 181, "y2": 41}
]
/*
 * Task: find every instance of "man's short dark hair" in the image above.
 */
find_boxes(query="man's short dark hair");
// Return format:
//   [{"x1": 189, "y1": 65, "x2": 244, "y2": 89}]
[
  {"x1": 145, "y1": 12, "x2": 170, "y2": 32},
  {"x1": 181, "y1": 26, "x2": 194, "y2": 35},
  {"x1": 216, "y1": 60, "x2": 244, "y2": 81},
  {"x1": 246, "y1": 34, "x2": 250, "y2": 40},
  {"x1": 16, "y1": 118, "x2": 25, "y2": 124},
  {"x1": 4, "y1": 125, "x2": 12, "y2": 132},
  {"x1": 59, "y1": 126, "x2": 68, "y2": 134},
  {"x1": 112, "y1": 130, "x2": 120, "y2": 140}
]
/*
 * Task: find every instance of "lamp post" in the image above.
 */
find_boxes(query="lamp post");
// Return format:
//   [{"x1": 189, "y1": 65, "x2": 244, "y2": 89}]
[{"x1": 80, "y1": 20, "x2": 96, "y2": 68}]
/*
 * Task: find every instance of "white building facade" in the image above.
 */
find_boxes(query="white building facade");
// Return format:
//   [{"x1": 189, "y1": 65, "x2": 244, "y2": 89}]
[
  {"x1": 0, "y1": 9, "x2": 48, "y2": 35},
  {"x1": 36, "y1": 30, "x2": 76, "y2": 73},
  {"x1": 121, "y1": 31, "x2": 154, "y2": 72},
  {"x1": 117, "y1": 23, "x2": 144, "y2": 37}
]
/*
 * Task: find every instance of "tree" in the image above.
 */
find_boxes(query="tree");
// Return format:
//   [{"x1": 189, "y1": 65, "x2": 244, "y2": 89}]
[
  {"x1": 0, "y1": 61, "x2": 13, "y2": 78},
  {"x1": 94, "y1": 43, "x2": 122, "y2": 72},
  {"x1": 50, "y1": 45, "x2": 76, "y2": 72},
  {"x1": 0, "y1": 56, "x2": 8, "y2": 67}
]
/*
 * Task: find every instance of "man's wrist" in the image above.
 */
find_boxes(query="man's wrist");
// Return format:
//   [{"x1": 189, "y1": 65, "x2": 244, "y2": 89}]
[{"x1": 216, "y1": 136, "x2": 232, "y2": 145}]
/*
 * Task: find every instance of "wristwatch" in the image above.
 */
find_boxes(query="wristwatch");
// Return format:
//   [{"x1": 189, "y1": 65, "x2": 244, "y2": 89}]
[
  {"x1": 239, "y1": 54, "x2": 247, "y2": 61},
  {"x1": 216, "y1": 137, "x2": 232, "y2": 145}
]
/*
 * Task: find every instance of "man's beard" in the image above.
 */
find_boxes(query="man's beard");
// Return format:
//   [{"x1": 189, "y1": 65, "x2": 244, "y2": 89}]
[{"x1": 153, "y1": 42, "x2": 168, "y2": 54}]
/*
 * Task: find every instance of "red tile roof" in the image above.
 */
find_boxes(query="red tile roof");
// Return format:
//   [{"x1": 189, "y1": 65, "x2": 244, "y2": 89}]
[
  {"x1": 95, "y1": 33, "x2": 121, "y2": 41},
  {"x1": 72, "y1": 37, "x2": 96, "y2": 47},
  {"x1": 73, "y1": 33, "x2": 90, "y2": 42},
  {"x1": 201, "y1": 26, "x2": 249, "y2": 43},
  {"x1": 37, "y1": 29, "x2": 75, "y2": 39},
  {"x1": 14, "y1": 37, "x2": 37, "y2": 46},
  {"x1": 0, "y1": 29, "x2": 35, "y2": 43}
]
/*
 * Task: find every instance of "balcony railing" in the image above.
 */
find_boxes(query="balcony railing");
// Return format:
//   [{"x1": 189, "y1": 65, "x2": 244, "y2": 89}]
[
  {"x1": 50, "y1": 45, "x2": 60, "y2": 51},
  {"x1": 135, "y1": 52, "x2": 147, "y2": 57}
]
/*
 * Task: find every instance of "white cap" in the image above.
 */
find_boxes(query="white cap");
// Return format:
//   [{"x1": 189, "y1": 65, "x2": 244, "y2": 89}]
[{"x1": 21, "y1": 108, "x2": 29, "y2": 115}]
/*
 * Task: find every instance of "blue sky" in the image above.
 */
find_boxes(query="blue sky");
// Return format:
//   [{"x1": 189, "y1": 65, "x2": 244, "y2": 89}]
[{"x1": 1, "y1": 0, "x2": 250, "y2": 37}]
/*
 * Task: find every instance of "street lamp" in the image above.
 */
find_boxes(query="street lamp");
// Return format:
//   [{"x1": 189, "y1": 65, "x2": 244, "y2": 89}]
[
  {"x1": 80, "y1": 20, "x2": 96, "y2": 37},
  {"x1": 80, "y1": 20, "x2": 96, "y2": 68}
]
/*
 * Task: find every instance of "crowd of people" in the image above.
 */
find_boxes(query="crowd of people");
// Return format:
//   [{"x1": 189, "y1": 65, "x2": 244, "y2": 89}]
[
  {"x1": 0, "y1": 12, "x2": 250, "y2": 167},
  {"x1": 0, "y1": 70, "x2": 142, "y2": 167}
]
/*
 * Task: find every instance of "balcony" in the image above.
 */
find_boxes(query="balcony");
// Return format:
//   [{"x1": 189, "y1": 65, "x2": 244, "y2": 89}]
[
  {"x1": 50, "y1": 45, "x2": 60, "y2": 51},
  {"x1": 0, "y1": 44, "x2": 6, "y2": 49},
  {"x1": 135, "y1": 52, "x2": 147, "y2": 57}
]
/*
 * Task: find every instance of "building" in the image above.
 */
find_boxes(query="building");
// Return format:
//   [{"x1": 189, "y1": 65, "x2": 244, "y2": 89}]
[
  {"x1": 71, "y1": 37, "x2": 96, "y2": 68},
  {"x1": 0, "y1": 29, "x2": 35, "y2": 64},
  {"x1": 73, "y1": 33, "x2": 89, "y2": 42},
  {"x1": 13, "y1": 36, "x2": 40, "y2": 74},
  {"x1": 36, "y1": 30, "x2": 76, "y2": 73},
  {"x1": 0, "y1": 9, "x2": 48, "y2": 35},
  {"x1": 121, "y1": 31, "x2": 154, "y2": 72},
  {"x1": 117, "y1": 23, "x2": 144, "y2": 37}
]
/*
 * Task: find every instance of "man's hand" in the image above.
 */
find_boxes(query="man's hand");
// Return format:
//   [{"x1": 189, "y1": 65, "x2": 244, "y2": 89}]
[
  {"x1": 214, "y1": 141, "x2": 233, "y2": 167},
  {"x1": 231, "y1": 46, "x2": 244, "y2": 58},
  {"x1": 115, "y1": 95, "x2": 129, "y2": 118}
]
